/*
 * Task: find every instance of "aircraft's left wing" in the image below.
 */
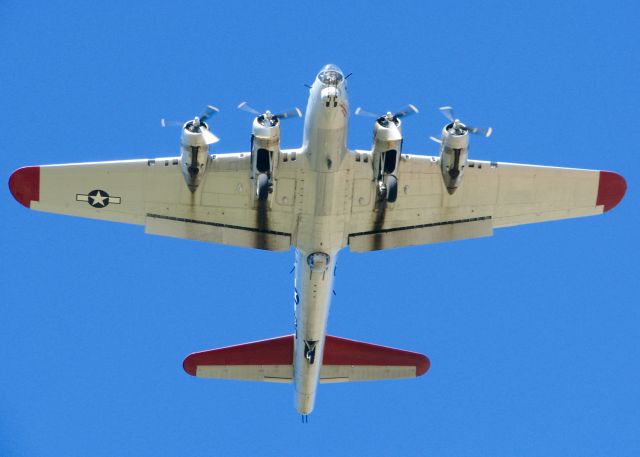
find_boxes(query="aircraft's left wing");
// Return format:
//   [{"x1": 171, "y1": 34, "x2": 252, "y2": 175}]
[
  {"x1": 9, "y1": 153, "x2": 299, "y2": 251},
  {"x1": 347, "y1": 153, "x2": 626, "y2": 252}
]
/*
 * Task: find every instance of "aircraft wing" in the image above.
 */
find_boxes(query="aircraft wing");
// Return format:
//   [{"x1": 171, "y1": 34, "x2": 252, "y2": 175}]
[
  {"x1": 347, "y1": 153, "x2": 626, "y2": 252},
  {"x1": 9, "y1": 153, "x2": 299, "y2": 251}
]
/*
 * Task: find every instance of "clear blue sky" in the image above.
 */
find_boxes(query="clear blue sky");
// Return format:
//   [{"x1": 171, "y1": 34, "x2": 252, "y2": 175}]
[{"x1": 2, "y1": 1, "x2": 638, "y2": 456}]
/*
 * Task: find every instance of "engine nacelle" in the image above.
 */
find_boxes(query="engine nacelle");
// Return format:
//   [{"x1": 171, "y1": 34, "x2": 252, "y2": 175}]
[
  {"x1": 251, "y1": 115, "x2": 281, "y2": 152},
  {"x1": 439, "y1": 122, "x2": 470, "y2": 194},
  {"x1": 250, "y1": 115, "x2": 281, "y2": 200},
  {"x1": 180, "y1": 120, "x2": 211, "y2": 192},
  {"x1": 371, "y1": 117, "x2": 403, "y2": 181}
]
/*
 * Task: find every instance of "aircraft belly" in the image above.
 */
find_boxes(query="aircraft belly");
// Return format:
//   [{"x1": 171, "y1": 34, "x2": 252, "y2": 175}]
[
  {"x1": 292, "y1": 85, "x2": 350, "y2": 414},
  {"x1": 292, "y1": 165, "x2": 346, "y2": 414},
  {"x1": 293, "y1": 166, "x2": 351, "y2": 251}
]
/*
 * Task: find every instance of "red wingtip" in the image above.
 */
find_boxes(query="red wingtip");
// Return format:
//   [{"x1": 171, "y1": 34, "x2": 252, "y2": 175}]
[
  {"x1": 183, "y1": 356, "x2": 197, "y2": 376},
  {"x1": 9, "y1": 166, "x2": 40, "y2": 208},
  {"x1": 597, "y1": 171, "x2": 626, "y2": 213},
  {"x1": 416, "y1": 354, "x2": 431, "y2": 376}
]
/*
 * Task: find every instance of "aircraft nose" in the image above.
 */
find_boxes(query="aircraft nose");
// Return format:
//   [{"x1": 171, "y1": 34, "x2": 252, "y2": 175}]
[{"x1": 317, "y1": 64, "x2": 344, "y2": 86}]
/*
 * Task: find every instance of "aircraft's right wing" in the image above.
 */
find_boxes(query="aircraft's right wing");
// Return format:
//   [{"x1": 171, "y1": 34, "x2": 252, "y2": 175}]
[
  {"x1": 9, "y1": 152, "x2": 301, "y2": 251},
  {"x1": 347, "y1": 153, "x2": 626, "y2": 252}
]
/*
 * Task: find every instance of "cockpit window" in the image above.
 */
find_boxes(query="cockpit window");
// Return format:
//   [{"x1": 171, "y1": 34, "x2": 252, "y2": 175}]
[
  {"x1": 318, "y1": 70, "x2": 343, "y2": 85},
  {"x1": 317, "y1": 64, "x2": 343, "y2": 86}
]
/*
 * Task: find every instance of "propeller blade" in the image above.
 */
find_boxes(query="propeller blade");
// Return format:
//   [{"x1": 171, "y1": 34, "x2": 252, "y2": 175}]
[
  {"x1": 354, "y1": 107, "x2": 379, "y2": 118},
  {"x1": 439, "y1": 106, "x2": 455, "y2": 123},
  {"x1": 429, "y1": 136, "x2": 442, "y2": 144},
  {"x1": 273, "y1": 107, "x2": 302, "y2": 120},
  {"x1": 467, "y1": 126, "x2": 493, "y2": 137},
  {"x1": 394, "y1": 104, "x2": 419, "y2": 119},
  {"x1": 160, "y1": 119, "x2": 183, "y2": 128},
  {"x1": 237, "y1": 101, "x2": 261, "y2": 116},
  {"x1": 201, "y1": 127, "x2": 220, "y2": 145},
  {"x1": 199, "y1": 105, "x2": 219, "y2": 123}
]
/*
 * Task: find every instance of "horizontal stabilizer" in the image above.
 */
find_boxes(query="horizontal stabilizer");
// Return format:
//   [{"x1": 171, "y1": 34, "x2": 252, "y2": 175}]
[
  {"x1": 183, "y1": 335, "x2": 429, "y2": 383},
  {"x1": 184, "y1": 335, "x2": 294, "y2": 382},
  {"x1": 321, "y1": 335, "x2": 429, "y2": 382}
]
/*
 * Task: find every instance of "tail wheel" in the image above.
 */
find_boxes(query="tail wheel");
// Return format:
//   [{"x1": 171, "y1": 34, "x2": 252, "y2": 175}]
[
  {"x1": 385, "y1": 174, "x2": 398, "y2": 203},
  {"x1": 257, "y1": 173, "x2": 269, "y2": 201}
]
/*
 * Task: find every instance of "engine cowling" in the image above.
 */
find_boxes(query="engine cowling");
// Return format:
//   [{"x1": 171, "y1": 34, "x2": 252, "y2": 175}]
[
  {"x1": 180, "y1": 120, "x2": 212, "y2": 192},
  {"x1": 251, "y1": 115, "x2": 281, "y2": 155},
  {"x1": 371, "y1": 117, "x2": 402, "y2": 181},
  {"x1": 237, "y1": 102, "x2": 301, "y2": 200},
  {"x1": 438, "y1": 122, "x2": 470, "y2": 194},
  {"x1": 356, "y1": 105, "x2": 417, "y2": 203},
  {"x1": 250, "y1": 115, "x2": 281, "y2": 200}
]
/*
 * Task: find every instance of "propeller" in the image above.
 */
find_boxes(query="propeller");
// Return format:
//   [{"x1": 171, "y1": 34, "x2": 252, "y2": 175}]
[
  {"x1": 438, "y1": 106, "x2": 492, "y2": 138},
  {"x1": 237, "y1": 101, "x2": 302, "y2": 126},
  {"x1": 161, "y1": 105, "x2": 220, "y2": 144},
  {"x1": 354, "y1": 104, "x2": 419, "y2": 127}
]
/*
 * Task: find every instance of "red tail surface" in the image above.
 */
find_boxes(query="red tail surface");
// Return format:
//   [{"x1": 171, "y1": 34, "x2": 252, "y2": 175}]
[{"x1": 184, "y1": 335, "x2": 429, "y2": 382}]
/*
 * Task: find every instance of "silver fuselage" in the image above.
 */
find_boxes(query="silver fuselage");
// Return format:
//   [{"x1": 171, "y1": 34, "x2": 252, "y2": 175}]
[{"x1": 293, "y1": 65, "x2": 349, "y2": 414}]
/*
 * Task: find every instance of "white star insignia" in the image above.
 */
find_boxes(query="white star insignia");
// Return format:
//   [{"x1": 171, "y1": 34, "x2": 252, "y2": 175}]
[{"x1": 89, "y1": 191, "x2": 107, "y2": 207}]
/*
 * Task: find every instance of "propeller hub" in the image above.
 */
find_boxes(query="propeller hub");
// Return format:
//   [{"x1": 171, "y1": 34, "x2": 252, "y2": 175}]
[
  {"x1": 449, "y1": 119, "x2": 466, "y2": 135},
  {"x1": 356, "y1": 105, "x2": 418, "y2": 127},
  {"x1": 438, "y1": 106, "x2": 491, "y2": 138},
  {"x1": 238, "y1": 101, "x2": 302, "y2": 126},
  {"x1": 161, "y1": 104, "x2": 220, "y2": 144}
]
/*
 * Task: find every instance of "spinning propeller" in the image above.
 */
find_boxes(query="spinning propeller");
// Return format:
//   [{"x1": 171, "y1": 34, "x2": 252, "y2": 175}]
[
  {"x1": 237, "y1": 101, "x2": 302, "y2": 126},
  {"x1": 354, "y1": 105, "x2": 419, "y2": 127},
  {"x1": 161, "y1": 105, "x2": 220, "y2": 144},
  {"x1": 430, "y1": 106, "x2": 492, "y2": 142}
]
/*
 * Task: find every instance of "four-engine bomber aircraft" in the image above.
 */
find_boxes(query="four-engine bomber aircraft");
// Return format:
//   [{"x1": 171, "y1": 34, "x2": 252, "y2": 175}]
[{"x1": 9, "y1": 64, "x2": 626, "y2": 417}]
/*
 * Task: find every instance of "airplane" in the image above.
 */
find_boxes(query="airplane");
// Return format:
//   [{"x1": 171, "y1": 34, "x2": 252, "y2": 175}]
[{"x1": 8, "y1": 64, "x2": 626, "y2": 419}]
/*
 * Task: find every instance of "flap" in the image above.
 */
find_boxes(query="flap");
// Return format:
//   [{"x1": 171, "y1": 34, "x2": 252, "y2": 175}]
[
  {"x1": 145, "y1": 213, "x2": 291, "y2": 251},
  {"x1": 348, "y1": 216, "x2": 493, "y2": 252}
]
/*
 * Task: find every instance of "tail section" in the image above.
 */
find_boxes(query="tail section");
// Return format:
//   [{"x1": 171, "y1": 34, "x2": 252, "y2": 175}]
[{"x1": 183, "y1": 335, "x2": 429, "y2": 383}]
